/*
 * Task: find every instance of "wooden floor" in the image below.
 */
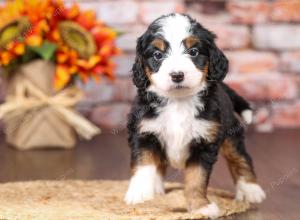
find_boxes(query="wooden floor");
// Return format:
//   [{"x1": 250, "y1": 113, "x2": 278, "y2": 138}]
[{"x1": 0, "y1": 129, "x2": 299, "y2": 220}]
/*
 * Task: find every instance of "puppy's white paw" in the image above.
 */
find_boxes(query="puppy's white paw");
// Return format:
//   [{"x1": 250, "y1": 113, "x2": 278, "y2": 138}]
[
  {"x1": 241, "y1": 110, "x2": 253, "y2": 124},
  {"x1": 125, "y1": 180, "x2": 155, "y2": 204},
  {"x1": 124, "y1": 165, "x2": 164, "y2": 204},
  {"x1": 236, "y1": 179, "x2": 266, "y2": 203},
  {"x1": 191, "y1": 202, "x2": 220, "y2": 219},
  {"x1": 154, "y1": 173, "x2": 165, "y2": 195}
]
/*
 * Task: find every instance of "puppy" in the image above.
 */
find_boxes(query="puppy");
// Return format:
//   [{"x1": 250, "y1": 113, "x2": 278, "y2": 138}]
[{"x1": 125, "y1": 13, "x2": 265, "y2": 218}]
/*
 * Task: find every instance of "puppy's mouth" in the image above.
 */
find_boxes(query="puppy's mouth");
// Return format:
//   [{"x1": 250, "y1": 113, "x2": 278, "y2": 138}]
[{"x1": 172, "y1": 85, "x2": 189, "y2": 90}]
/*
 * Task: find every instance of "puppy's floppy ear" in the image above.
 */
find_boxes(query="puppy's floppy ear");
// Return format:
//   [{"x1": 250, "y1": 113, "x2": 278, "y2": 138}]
[
  {"x1": 192, "y1": 20, "x2": 228, "y2": 82},
  {"x1": 208, "y1": 43, "x2": 228, "y2": 82},
  {"x1": 132, "y1": 35, "x2": 151, "y2": 90}
]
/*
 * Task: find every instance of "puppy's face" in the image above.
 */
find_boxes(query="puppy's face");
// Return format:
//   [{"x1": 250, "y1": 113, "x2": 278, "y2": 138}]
[
  {"x1": 144, "y1": 16, "x2": 208, "y2": 97},
  {"x1": 133, "y1": 14, "x2": 228, "y2": 98}
]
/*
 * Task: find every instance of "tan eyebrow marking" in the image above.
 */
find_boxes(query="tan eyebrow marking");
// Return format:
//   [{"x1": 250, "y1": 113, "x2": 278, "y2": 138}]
[
  {"x1": 151, "y1": 38, "x2": 166, "y2": 51},
  {"x1": 184, "y1": 36, "x2": 200, "y2": 49}
]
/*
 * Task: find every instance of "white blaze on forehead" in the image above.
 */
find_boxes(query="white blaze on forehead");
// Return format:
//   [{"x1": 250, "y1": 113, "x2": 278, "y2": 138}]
[{"x1": 157, "y1": 14, "x2": 191, "y2": 52}]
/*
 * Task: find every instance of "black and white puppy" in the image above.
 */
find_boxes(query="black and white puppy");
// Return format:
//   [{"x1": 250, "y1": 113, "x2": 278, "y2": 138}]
[{"x1": 125, "y1": 13, "x2": 265, "y2": 218}]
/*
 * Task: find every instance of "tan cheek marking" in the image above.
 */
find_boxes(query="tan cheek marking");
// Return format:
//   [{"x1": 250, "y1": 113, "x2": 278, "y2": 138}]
[
  {"x1": 196, "y1": 62, "x2": 209, "y2": 83},
  {"x1": 184, "y1": 36, "x2": 208, "y2": 82},
  {"x1": 202, "y1": 62, "x2": 209, "y2": 75},
  {"x1": 184, "y1": 164, "x2": 209, "y2": 210},
  {"x1": 145, "y1": 66, "x2": 154, "y2": 84},
  {"x1": 221, "y1": 139, "x2": 256, "y2": 183},
  {"x1": 136, "y1": 56, "x2": 154, "y2": 85},
  {"x1": 151, "y1": 38, "x2": 166, "y2": 51}
]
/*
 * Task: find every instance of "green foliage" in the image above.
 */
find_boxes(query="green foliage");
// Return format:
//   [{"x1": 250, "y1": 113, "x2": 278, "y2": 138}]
[{"x1": 28, "y1": 41, "x2": 57, "y2": 61}]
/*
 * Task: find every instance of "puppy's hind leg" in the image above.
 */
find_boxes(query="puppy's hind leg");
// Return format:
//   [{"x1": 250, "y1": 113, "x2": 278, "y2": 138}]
[
  {"x1": 125, "y1": 135, "x2": 167, "y2": 205},
  {"x1": 221, "y1": 132, "x2": 266, "y2": 203}
]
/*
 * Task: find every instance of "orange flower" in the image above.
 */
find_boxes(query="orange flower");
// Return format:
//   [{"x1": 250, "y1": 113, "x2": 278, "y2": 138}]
[
  {"x1": 24, "y1": 0, "x2": 56, "y2": 23},
  {"x1": 0, "y1": 0, "x2": 24, "y2": 29},
  {"x1": 36, "y1": 20, "x2": 50, "y2": 33},
  {"x1": 25, "y1": 34, "x2": 42, "y2": 47},
  {"x1": 92, "y1": 65, "x2": 104, "y2": 75},
  {"x1": 49, "y1": 29, "x2": 60, "y2": 41},
  {"x1": 56, "y1": 52, "x2": 68, "y2": 63},
  {"x1": 69, "y1": 65, "x2": 78, "y2": 74},
  {"x1": 13, "y1": 43, "x2": 25, "y2": 55},
  {"x1": 54, "y1": 64, "x2": 71, "y2": 90},
  {"x1": 63, "y1": 4, "x2": 80, "y2": 19},
  {"x1": 76, "y1": 10, "x2": 96, "y2": 30},
  {"x1": 0, "y1": 51, "x2": 14, "y2": 65},
  {"x1": 77, "y1": 55, "x2": 101, "y2": 69},
  {"x1": 92, "y1": 27, "x2": 117, "y2": 45}
]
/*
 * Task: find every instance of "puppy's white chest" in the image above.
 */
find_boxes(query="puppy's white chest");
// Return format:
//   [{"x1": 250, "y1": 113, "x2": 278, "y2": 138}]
[
  {"x1": 160, "y1": 103, "x2": 194, "y2": 169},
  {"x1": 139, "y1": 98, "x2": 214, "y2": 169}
]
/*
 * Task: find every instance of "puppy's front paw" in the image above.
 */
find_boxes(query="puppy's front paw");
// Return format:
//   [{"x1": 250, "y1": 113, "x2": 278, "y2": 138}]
[
  {"x1": 125, "y1": 180, "x2": 155, "y2": 204},
  {"x1": 124, "y1": 165, "x2": 164, "y2": 204},
  {"x1": 191, "y1": 202, "x2": 220, "y2": 219},
  {"x1": 154, "y1": 174, "x2": 165, "y2": 195},
  {"x1": 236, "y1": 180, "x2": 266, "y2": 203}
]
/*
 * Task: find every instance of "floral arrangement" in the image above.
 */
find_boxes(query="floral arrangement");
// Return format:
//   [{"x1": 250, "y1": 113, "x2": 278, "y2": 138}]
[{"x1": 0, "y1": 0, "x2": 119, "y2": 90}]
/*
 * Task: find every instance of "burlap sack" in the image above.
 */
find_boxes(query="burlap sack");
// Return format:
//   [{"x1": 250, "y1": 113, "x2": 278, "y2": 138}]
[{"x1": 1, "y1": 60, "x2": 100, "y2": 150}]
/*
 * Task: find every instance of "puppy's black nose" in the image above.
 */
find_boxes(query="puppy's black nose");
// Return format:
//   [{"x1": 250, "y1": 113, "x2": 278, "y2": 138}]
[{"x1": 170, "y1": 71, "x2": 184, "y2": 83}]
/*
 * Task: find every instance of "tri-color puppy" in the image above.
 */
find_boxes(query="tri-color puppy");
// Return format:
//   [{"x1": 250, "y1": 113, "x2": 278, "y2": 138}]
[{"x1": 125, "y1": 13, "x2": 266, "y2": 218}]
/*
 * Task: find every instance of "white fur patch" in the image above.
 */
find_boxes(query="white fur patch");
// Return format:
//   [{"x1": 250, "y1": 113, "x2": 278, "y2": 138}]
[
  {"x1": 191, "y1": 202, "x2": 220, "y2": 219},
  {"x1": 158, "y1": 14, "x2": 191, "y2": 54},
  {"x1": 236, "y1": 178, "x2": 266, "y2": 203},
  {"x1": 241, "y1": 110, "x2": 253, "y2": 124},
  {"x1": 139, "y1": 96, "x2": 217, "y2": 169},
  {"x1": 149, "y1": 14, "x2": 206, "y2": 98},
  {"x1": 125, "y1": 165, "x2": 164, "y2": 204}
]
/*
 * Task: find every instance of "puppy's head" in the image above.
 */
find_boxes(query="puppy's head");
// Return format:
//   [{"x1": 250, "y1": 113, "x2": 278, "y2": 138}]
[{"x1": 132, "y1": 13, "x2": 228, "y2": 98}]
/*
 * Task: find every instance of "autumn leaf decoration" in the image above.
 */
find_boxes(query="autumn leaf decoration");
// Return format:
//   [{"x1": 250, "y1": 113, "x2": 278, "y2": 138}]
[{"x1": 0, "y1": 0, "x2": 120, "y2": 90}]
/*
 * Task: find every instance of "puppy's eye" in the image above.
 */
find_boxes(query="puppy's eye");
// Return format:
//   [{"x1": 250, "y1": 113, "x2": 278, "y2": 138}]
[
  {"x1": 189, "y1": 48, "x2": 199, "y2": 57},
  {"x1": 153, "y1": 51, "x2": 163, "y2": 61}
]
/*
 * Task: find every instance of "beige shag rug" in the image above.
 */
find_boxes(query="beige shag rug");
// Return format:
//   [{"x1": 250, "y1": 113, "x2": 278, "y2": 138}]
[{"x1": 0, "y1": 180, "x2": 250, "y2": 220}]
